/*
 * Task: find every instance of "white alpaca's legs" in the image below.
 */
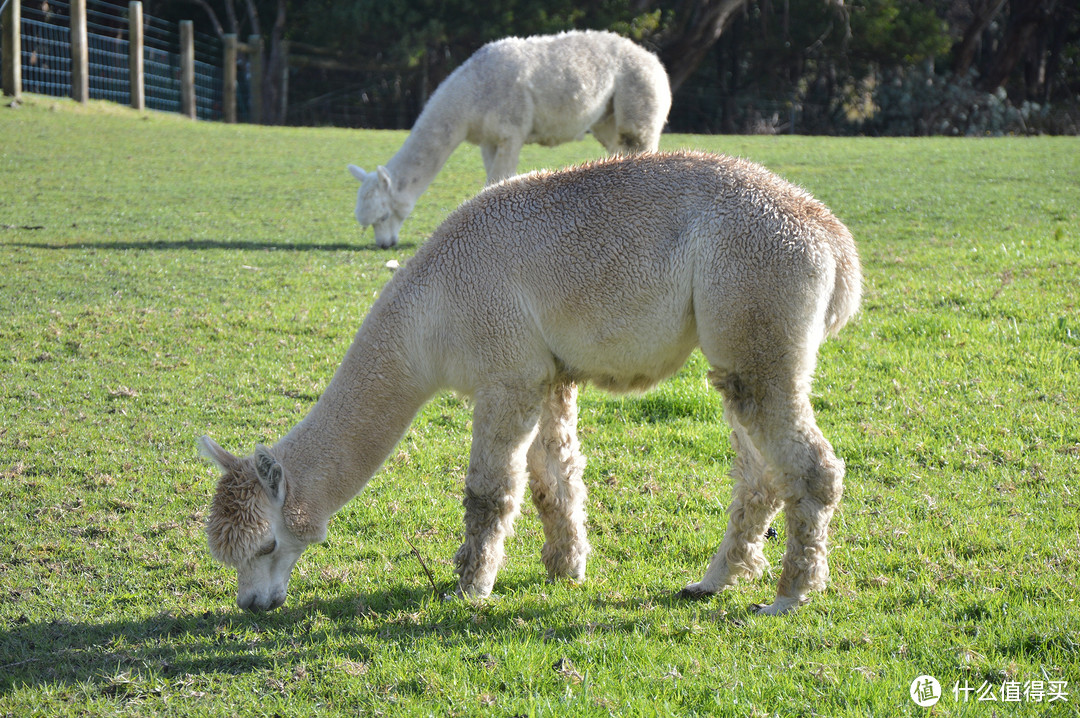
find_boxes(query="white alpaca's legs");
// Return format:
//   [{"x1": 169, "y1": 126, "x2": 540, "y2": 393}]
[
  {"x1": 589, "y1": 115, "x2": 620, "y2": 154},
  {"x1": 590, "y1": 113, "x2": 657, "y2": 155},
  {"x1": 692, "y1": 249, "x2": 843, "y2": 613},
  {"x1": 453, "y1": 383, "x2": 542, "y2": 598},
  {"x1": 682, "y1": 416, "x2": 782, "y2": 597},
  {"x1": 480, "y1": 139, "x2": 524, "y2": 184},
  {"x1": 758, "y1": 406, "x2": 844, "y2": 614},
  {"x1": 527, "y1": 382, "x2": 590, "y2": 581},
  {"x1": 713, "y1": 371, "x2": 844, "y2": 614}
]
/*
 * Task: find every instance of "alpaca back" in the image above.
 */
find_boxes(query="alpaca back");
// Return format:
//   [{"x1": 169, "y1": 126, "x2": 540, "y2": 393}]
[
  {"x1": 431, "y1": 30, "x2": 669, "y2": 149},
  {"x1": 397, "y1": 152, "x2": 859, "y2": 394}
]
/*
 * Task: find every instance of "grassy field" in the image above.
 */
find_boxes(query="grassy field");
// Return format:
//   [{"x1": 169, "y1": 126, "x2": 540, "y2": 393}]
[{"x1": 1, "y1": 94, "x2": 1078, "y2": 717}]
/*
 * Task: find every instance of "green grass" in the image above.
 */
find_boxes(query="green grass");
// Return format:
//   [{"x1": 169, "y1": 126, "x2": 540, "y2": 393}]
[{"x1": 1, "y1": 94, "x2": 1078, "y2": 716}]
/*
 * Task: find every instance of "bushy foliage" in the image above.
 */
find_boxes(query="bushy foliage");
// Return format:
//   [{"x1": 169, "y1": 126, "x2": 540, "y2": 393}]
[
  {"x1": 847, "y1": 0, "x2": 952, "y2": 68},
  {"x1": 667, "y1": 0, "x2": 957, "y2": 134},
  {"x1": 860, "y1": 65, "x2": 1042, "y2": 136}
]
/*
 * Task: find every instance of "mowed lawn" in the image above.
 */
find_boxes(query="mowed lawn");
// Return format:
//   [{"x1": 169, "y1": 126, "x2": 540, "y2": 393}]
[{"x1": 1, "y1": 95, "x2": 1078, "y2": 717}]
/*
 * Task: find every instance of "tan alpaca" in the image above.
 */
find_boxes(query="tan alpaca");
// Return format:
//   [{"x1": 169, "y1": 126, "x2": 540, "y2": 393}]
[
  {"x1": 201, "y1": 151, "x2": 861, "y2": 615},
  {"x1": 347, "y1": 30, "x2": 671, "y2": 248}
]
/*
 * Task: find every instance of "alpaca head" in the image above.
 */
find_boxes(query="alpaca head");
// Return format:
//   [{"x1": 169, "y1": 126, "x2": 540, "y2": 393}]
[
  {"x1": 199, "y1": 436, "x2": 309, "y2": 612},
  {"x1": 348, "y1": 164, "x2": 405, "y2": 249}
]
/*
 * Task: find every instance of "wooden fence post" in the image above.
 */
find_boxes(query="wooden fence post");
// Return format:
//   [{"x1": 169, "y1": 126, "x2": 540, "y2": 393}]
[
  {"x1": 223, "y1": 34, "x2": 237, "y2": 123},
  {"x1": 128, "y1": 1, "x2": 144, "y2": 110},
  {"x1": 179, "y1": 19, "x2": 195, "y2": 118},
  {"x1": 2, "y1": 0, "x2": 21, "y2": 99},
  {"x1": 70, "y1": 0, "x2": 88, "y2": 102},
  {"x1": 247, "y1": 34, "x2": 262, "y2": 124}
]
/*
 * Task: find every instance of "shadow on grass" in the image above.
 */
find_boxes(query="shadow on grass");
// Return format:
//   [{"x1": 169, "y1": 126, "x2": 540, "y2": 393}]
[
  {"x1": 11, "y1": 238, "x2": 418, "y2": 253},
  {"x1": 0, "y1": 581, "x2": 755, "y2": 694},
  {"x1": 593, "y1": 393, "x2": 721, "y2": 425},
  {"x1": 0, "y1": 594, "x2": 404, "y2": 694}
]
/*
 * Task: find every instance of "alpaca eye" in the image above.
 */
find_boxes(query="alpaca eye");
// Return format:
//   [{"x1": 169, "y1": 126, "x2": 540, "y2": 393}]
[{"x1": 256, "y1": 540, "x2": 277, "y2": 557}]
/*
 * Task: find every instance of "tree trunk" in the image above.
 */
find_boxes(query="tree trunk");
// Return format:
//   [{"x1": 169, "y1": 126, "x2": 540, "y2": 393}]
[
  {"x1": 262, "y1": 0, "x2": 288, "y2": 124},
  {"x1": 979, "y1": 0, "x2": 1053, "y2": 92},
  {"x1": 952, "y1": 0, "x2": 1009, "y2": 77},
  {"x1": 658, "y1": 0, "x2": 750, "y2": 91}
]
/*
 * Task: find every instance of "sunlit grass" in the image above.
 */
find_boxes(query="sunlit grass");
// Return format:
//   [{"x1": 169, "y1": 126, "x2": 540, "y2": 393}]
[{"x1": 1, "y1": 95, "x2": 1078, "y2": 716}]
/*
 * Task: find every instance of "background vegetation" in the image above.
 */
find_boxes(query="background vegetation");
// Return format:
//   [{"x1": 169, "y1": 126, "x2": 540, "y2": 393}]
[
  {"x1": 136, "y1": 0, "x2": 1080, "y2": 134},
  {"x1": 1, "y1": 96, "x2": 1078, "y2": 715}
]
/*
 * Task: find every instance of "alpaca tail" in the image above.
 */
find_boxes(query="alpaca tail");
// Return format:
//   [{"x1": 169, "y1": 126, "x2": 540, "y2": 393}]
[{"x1": 823, "y1": 222, "x2": 862, "y2": 338}]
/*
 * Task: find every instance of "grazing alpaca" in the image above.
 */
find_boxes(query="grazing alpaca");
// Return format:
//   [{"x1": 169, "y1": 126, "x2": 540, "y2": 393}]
[
  {"x1": 201, "y1": 151, "x2": 861, "y2": 615},
  {"x1": 347, "y1": 30, "x2": 671, "y2": 248}
]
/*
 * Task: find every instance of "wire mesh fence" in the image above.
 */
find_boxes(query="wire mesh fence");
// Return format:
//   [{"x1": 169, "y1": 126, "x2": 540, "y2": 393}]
[
  {"x1": 4, "y1": 0, "x2": 226, "y2": 120},
  {"x1": 192, "y1": 31, "x2": 222, "y2": 121},
  {"x1": 19, "y1": 1, "x2": 73, "y2": 98},
  {"x1": 85, "y1": 1, "x2": 129, "y2": 105},
  {"x1": 141, "y1": 11, "x2": 179, "y2": 114}
]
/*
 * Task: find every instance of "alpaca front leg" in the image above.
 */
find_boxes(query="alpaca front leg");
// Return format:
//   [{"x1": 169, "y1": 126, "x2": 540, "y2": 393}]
[
  {"x1": 453, "y1": 386, "x2": 541, "y2": 598},
  {"x1": 681, "y1": 424, "x2": 782, "y2": 598},
  {"x1": 527, "y1": 382, "x2": 590, "y2": 582},
  {"x1": 454, "y1": 485, "x2": 526, "y2": 598},
  {"x1": 480, "y1": 139, "x2": 524, "y2": 184}
]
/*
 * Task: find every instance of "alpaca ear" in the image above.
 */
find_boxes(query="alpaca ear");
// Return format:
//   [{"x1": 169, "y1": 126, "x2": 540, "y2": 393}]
[
  {"x1": 376, "y1": 165, "x2": 393, "y2": 192},
  {"x1": 199, "y1": 435, "x2": 240, "y2": 473},
  {"x1": 254, "y1": 444, "x2": 285, "y2": 506},
  {"x1": 347, "y1": 164, "x2": 367, "y2": 182}
]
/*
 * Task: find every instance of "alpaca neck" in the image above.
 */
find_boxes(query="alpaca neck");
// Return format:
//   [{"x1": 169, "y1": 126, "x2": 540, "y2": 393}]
[
  {"x1": 386, "y1": 88, "x2": 468, "y2": 206},
  {"x1": 273, "y1": 306, "x2": 432, "y2": 539}
]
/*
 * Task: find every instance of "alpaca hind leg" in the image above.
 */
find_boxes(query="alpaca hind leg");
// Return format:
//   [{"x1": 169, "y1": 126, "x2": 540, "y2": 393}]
[
  {"x1": 681, "y1": 414, "x2": 783, "y2": 598},
  {"x1": 592, "y1": 112, "x2": 648, "y2": 155},
  {"x1": 454, "y1": 383, "x2": 542, "y2": 598},
  {"x1": 719, "y1": 374, "x2": 844, "y2": 615},
  {"x1": 692, "y1": 236, "x2": 842, "y2": 613},
  {"x1": 759, "y1": 421, "x2": 844, "y2": 615},
  {"x1": 527, "y1": 382, "x2": 590, "y2": 582},
  {"x1": 611, "y1": 82, "x2": 664, "y2": 153}
]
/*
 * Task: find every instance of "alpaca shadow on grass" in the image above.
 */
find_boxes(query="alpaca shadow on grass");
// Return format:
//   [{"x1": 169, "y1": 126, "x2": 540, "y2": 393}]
[
  {"x1": 0, "y1": 577, "x2": 764, "y2": 695},
  {"x1": 0, "y1": 593, "x2": 417, "y2": 696},
  {"x1": 0, "y1": 584, "x2": 518, "y2": 694},
  {"x1": 0, "y1": 606, "x2": 345, "y2": 695},
  {"x1": 12, "y1": 238, "x2": 419, "y2": 253}
]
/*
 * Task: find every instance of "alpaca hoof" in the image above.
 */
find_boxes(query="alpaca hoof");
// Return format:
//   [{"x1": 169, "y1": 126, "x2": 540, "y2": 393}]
[
  {"x1": 751, "y1": 596, "x2": 805, "y2": 615},
  {"x1": 545, "y1": 575, "x2": 585, "y2": 588},
  {"x1": 452, "y1": 583, "x2": 494, "y2": 602},
  {"x1": 677, "y1": 583, "x2": 716, "y2": 600}
]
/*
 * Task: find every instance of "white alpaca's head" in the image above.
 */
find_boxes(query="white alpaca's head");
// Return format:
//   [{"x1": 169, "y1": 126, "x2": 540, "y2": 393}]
[
  {"x1": 199, "y1": 436, "x2": 313, "y2": 612},
  {"x1": 348, "y1": 164, "x2": 405, "y2": 249}
]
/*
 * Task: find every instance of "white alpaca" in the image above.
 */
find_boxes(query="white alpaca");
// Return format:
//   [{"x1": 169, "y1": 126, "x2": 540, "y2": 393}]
[
  {"x1": 347, "y1": 30, "x2": 671, "y2": 248},
  {"x1": 201, "y1": 151, "x2": 861, "y2": 615}
]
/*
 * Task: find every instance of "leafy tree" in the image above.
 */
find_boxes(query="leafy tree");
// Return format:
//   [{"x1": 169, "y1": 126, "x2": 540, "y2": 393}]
[{"x1": 147, "y1": 0, "x2": 1077, "y2": 132}]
